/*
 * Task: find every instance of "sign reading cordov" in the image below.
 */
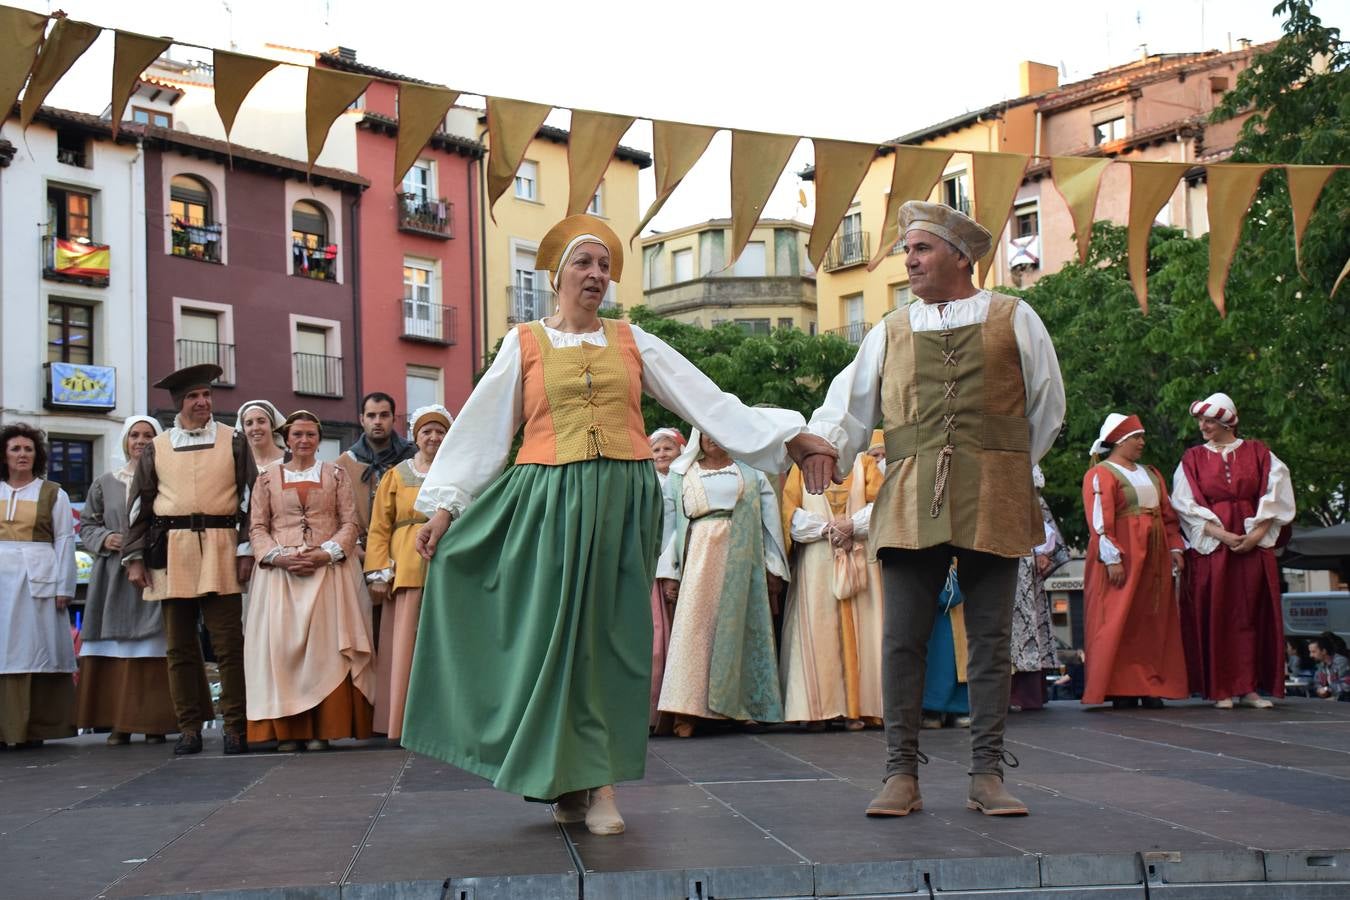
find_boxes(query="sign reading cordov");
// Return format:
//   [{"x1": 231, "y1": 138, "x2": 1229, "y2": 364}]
[{"x1": 46, "y1": 362, "x2": 117, "y2": 410}]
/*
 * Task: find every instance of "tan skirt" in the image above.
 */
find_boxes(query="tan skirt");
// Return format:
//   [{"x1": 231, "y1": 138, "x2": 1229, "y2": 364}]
[
  {"x1": 247, "y1": 675, "x2": 374, "y2": 742},
  {"x1": 373, "y1": 587, "x2": 422, "y2": 739},
  {"x1": 0, "y1": 673, "x2": 76, "y2": 743},
  {"x1": 75, "y1": 656, "x2": 180, "y2": 735}
]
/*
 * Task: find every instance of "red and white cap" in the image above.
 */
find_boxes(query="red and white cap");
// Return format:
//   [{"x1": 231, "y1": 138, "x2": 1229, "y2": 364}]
[
  {"x1": 1090, "y1": 413, "x2": 1145, "y2": 456},
  {"x1": 1189, "y1": 392, "x2": 1238, "y2": 427}
]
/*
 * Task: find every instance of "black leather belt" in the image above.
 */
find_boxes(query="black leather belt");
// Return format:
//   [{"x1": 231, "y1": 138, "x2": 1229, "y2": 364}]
[{"x1": 153, "y1": 513, "x2": 237, "y2": 532}]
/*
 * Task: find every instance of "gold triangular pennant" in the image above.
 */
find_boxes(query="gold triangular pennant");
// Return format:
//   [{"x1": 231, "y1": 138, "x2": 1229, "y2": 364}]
[
  {"x1": 567, "y1": 111, "x2": 635, "y2": 216},
  {"x1": 305, "y1": 67, "x2": 371, "y2": 172},
  {"x1": 213, "y1": 50, "x2": 279, "y2": 140},
  {"x1": 0, "y1": 6, "x2": 48, "y2": 126},
  {"x1": 1206, "y1": 163, "x2": 1271, "y2": 317},
  {"x1": 20, "y1": 17, "x2": 101, "y2": 129},
  {"x1": 110, "y1": 31, "x2": 171, "y2": 138},
  {"x1": 1286, "y1": 165, "x2": 1338, "y2": 275},
  {"x1": 807, "y1": 139, "x2": 876, "y2": 270},
  {"x1": 971, "y1": 151, "x2": 1029, "y2": 285},
  {"x1": 729, "y1": 130, "x2": 798, "y2": 269},
  {"x1": 1050, "y1": 156, "x2": 1111, "y2": 264},
  {"x1": 1332, "y1": 255, "x2": 1350, "y2": 298},
  {"x1": 867, "y1": 145, "x2": 952, "y2": 270},
  {"x1": 1125, "y1": 161, "x2": 1189, "y2": 314},
  {"x1": 633, "y1": 120, "x2": 718, "y2": 240},
  {"x1": 485, "y1": 97, "x2": 552, "y2": 218},
  {"x1": 393, "y1": 83, "x2": 459, "y2": 189}
]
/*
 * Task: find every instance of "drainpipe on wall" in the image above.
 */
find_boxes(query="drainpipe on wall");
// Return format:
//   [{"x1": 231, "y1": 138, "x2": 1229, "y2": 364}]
[{"x1": 349, "y1": 187, "x2": 363, "y2": 445}]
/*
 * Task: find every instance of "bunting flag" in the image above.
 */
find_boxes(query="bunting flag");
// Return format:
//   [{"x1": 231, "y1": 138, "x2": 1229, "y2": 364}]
[
  {"x1": 1125, "y1": 161, "x2": 1189, "y2": 313},
  {"x1": 305, "y1": 67, "x2": 372, "y2": 172},
  {"x1": 567, "y1": 111, "x2": 635, "y2": 216},
  {"x1": 807, "y1": 139, "x2": 877, "y2": 270},
  {"x1": 1286, "y1": 165, "x2": 1338, "y2": 275},
  {"x1": 393, "y1": 83, "x2": 459, "y2": 189},
  {"x1": 1333, "y1": 256, "x2": 1350, "y2": 298},
  {"x1": 728, "y1": 130, "x2": 798, "y2": 269},
  {"x1": 20, "y1": 17, "x2": 101, "y2": 129},
  {"x1": 213, "y1": 50, "x2": 279, "y2": 141},
  {"x1": 971, "y1": 152, "x2": 1029, "y2": 284},
  {"x1": 867, "y1": 145, "x2": 952, "y2": 270},
  {"x1": 110, "y1": 31, "x2": 171, "y2": 138},
  {"x1": 485, "y1": 97, "x2": 552, "y2": 219},
  {"x1": 1050, "y1": 156, "x2": 1111, "y2": 264},
  {"x1": 52, "y1": 238, "x2": 110, "y2": 278},
  {"x1": 633, "y1": 120, "x2": 719, "y2": 240},
  {"x1": 0, "y1": 6, "x2": 47, "y2": 126},
  {"x1": 1206, "y1": 163, "x2": 1271, "y2": 316}
]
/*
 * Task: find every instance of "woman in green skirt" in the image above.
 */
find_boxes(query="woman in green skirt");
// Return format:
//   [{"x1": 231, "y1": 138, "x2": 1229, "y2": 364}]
[{"x1": 406, "y1": 214, "x2": 834, "y2": 835}]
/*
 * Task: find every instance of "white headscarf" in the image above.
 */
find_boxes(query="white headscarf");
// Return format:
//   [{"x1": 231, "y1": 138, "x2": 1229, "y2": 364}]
[
  {"x1": 668, "y1": 427, "x2": 705, "y2": 476},
  {"x1": 550, "y1": 234, "x2": 608, "y2": 291},
  {"x1": 236, "y1": 399, "x2": 286, "y2": 449},
  {"x1": 115, "y1": 415, "x2": 163, "y2": 488}
]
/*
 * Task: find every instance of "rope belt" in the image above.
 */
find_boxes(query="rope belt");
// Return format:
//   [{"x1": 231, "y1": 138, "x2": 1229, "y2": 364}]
[{"x1": 930, "y1": 444, "x2": 954, "y2": 518}]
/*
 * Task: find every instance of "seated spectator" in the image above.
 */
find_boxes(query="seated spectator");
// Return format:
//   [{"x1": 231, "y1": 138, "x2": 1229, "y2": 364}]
[
  {"x1": 1308, "y1": 633, "x2": 1350, "y2": 700},
  {"x1": 1287, "y1": 638, "x2": 1316, "y2": 680}
]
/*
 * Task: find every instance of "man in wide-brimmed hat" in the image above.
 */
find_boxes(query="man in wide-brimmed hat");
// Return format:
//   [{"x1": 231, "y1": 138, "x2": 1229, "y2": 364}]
[
  {"x1": 799, "y1": 201, "x2": 1065, "y2": 818},
  {"x1": 122, "y1": 364, "x2": 258, "y2": 756}
]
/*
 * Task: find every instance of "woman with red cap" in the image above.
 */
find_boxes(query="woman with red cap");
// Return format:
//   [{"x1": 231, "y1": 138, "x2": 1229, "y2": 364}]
[
  {"x1": 1081, "y1": 414, "x2": 1189, "y2": 708},
  {"x1": 1172, "y1": 393, "x2": 1295, "y2": 709}
]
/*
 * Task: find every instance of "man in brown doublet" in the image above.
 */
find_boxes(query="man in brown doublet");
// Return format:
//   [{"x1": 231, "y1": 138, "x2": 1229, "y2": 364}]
[{"x1": 801, "y1": 202, "x2": 1065, "y2": 817}]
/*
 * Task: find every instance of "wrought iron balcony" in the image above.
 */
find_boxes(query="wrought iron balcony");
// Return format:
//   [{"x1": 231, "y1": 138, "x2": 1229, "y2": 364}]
[
  {"x1": 823, "y1": 230, "x2": 870, "y2": 271},
  {"x1": 397, "y1": 194, "x2": 453, "y2": 238},
  {"x1": 507, "y1": 286, "x2": 553, "y2": 323},
  {"x1": 176, "y1": 339, "x2": 236, "y2": 386},
  {"x1": 43, "y1": 235, "x2": 110, "y2": 286},
  {"x1": 827, "y1": 322, "x2": 871, "y2": 345},
  {"x1": 171, "y1": 217, "x2": 223, "y2": 263},
  {"x1": 57, "y1": 147, "x2": 88, "y2": 168},
  {"x1": 292, "y1": 242, "x2": 338, "y2": 280},
  {"x1": 293, "y1": 352, "x2": 343, "y2": 397},
  {"x1": 400, "y1": 298, "x2": 458, "y2": 345}
]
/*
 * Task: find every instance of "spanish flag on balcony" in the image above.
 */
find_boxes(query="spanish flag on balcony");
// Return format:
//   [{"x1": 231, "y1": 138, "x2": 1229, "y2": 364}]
[{"x1": 54, "y1": 239, "x2": 110, "y2": 279}]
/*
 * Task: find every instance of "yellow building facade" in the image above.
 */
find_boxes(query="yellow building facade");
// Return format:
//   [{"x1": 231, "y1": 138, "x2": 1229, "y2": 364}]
[
  {"x1": 812, "y1": 63, "x2": 1054, "y2": 338},
  {"x1": 640, "y1": 219, "x2": 816, "y2": 333},
  {"x1": 481, "y1": 124, "x2": 649, "y2": 351}
]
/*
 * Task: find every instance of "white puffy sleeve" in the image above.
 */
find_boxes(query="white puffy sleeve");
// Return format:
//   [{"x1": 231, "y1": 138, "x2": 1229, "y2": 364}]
[
  {"x1": 757, "y1": 470, "x2": 790, "y2": 581},
  {"x1": 806, "y1": 322, "x2": 886, "y2": 480},
  {"x1": 1249, "y1": 450, "x2": 1296, "y2": 548},
  {"x1": 52, "y1": 487, "x2": 77, "y2": 597},
  {"x1": 1012, "y1": 302, "x2": 1066, "y2": 465},
  {"x1": 1091, "y1": 472, "x2": 1122, "y2": 565},
  {"x1": 790, "y1": 508, "x2": 829, "y2": 543},
  {"x1": 415, "y1": 329, "x2": 524, "y2": 518},
  {"x1": 1170, "y1": 460, "x2": 1222, "y2": 555},
  {"x1": 655, "y1": 474, "x2": 682, "y2": 581},
  {"x1": 633, "y1": 326, "x2": 804, "y2": 474}
]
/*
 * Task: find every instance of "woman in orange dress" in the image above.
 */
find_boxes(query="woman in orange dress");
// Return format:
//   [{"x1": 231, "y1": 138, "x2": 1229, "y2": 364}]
[{"x1": 1080, "y1": 414, "x2": 1188, "y2": 709}]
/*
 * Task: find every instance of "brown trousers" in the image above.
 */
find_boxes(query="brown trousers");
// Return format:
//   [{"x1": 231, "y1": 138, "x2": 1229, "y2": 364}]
[
  {"x1": 878, "y1": 546, "x2": 1019, "y2": 779},
  {"x1": 161, "y1": 594, "x2": 246, "y2": 734}
]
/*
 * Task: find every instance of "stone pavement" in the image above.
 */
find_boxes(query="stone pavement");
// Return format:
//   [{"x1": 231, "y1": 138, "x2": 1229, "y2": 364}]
[{"x1": 3, "y1": 699, "x2": 1350, "y2": 899}]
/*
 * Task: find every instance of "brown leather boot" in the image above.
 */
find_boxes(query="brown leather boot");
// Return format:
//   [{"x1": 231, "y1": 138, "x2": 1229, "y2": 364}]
[
  {"x1": 967, "y1": 774, "x2": 1029, "y2": 816},
  {"x1": 865, "y1": 774, "x2": 922, "y2": 817}
]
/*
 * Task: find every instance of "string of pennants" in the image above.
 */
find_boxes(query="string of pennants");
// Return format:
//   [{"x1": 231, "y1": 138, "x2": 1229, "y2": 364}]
[{"x1": 1, "y1": 5, "x2": 1345, "y2": 316}]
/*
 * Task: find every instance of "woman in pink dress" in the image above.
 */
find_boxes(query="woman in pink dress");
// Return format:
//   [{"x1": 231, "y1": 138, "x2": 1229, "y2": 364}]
[
  {"x1": 648, "y1": 427, "x2": 684, "y2": 732},
  {"x1": 1171, "y1": 393, "x2": 1295, "y2": 709}
]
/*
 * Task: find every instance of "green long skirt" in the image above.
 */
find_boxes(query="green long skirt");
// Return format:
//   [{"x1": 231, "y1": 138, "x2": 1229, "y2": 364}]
[{"x1": 401, "y1": 459, "x2": 662, "y2": 799}]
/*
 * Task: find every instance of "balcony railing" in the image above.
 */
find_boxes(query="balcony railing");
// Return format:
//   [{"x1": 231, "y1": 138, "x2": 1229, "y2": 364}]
[
  {"x1": 43, "y1": 235, "x2": 110, "y2": 286},
  {"x1": 397, "y1": 194, "x2": 453, "y2": 238},
  {"x1": 823, "y1": 230, "x2": 871, "y2": 271},
  {"x1": 176, "y1": 339, "x2": 236, "y2": 386},
  {"x1": 827, "y1": 322, "x2": 871, "y2": 345},
  {"x1": 292, "y1": 242, "x2": 338, "y2": 281},
  {"x1": 171, "y1": 217, "x2": 223, "y2": 263},
  {"x1": 57, "y1": 147, "x2": 88, "y2": 167},
  {"x1": 401, "y1": 298, "x2": 458, "y2": 345},
  {"x1": 507, "y1": 286, "x2": 552, "y2": 323},
  {"x1": 294, "y1": 352, "x2": 343, "y2": 397}
]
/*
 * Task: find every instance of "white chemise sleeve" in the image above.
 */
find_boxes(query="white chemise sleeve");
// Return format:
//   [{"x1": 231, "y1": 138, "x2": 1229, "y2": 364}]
[
  {"x1": 52, "y1": 488, "x2": 77, "y2": 597},
  {"x1": 1012, "y1": 302, "x2": 1066, "y2": 465},
  {"x1": 1249, "y1": 450, "x2": 1296, "y2": 548},
  {"x1": 1091, "y1": 472, "x2": 1122, "y2": 565},
  {"x1": 806, "y1": 322, "x2": 887, "y2": 481},
  {"x1": 655, "y1": 473, "x2": 681, "y2": 581},
  {"x1": 633, "y1": 326, "x2": 804, "y2": 474},
  {"x1": 1170, "y1": 461, "x2": 1222, "y2": 555},
  {"x1": 790, "y1": 508, "x2": 829, "y2": 543},
  {"x1": 757, "y1": 470, "x2": 790, "y2": 581},
  {"x1": 415, "y1": 329, "x2": 525, "y2": 518}
]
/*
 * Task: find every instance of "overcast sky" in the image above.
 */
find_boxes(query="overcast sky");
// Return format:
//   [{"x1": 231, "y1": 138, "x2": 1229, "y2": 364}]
[{"x1": 21, "y1": 0, "x2": 1348, "y2": 233}]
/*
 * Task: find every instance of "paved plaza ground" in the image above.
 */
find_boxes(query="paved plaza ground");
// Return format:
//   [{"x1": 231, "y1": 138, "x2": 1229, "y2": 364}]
[{"x1": 3, "y1": 699, "x2": 1349, "y2": 899}]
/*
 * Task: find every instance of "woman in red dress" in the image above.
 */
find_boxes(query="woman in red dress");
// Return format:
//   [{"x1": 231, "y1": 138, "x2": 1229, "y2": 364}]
[
  {"x1": 1081, "y1": 414, "x2": 1189, "y2": 708},
  {"x1": 1171, "y1": 393, "x2": 1295, "y2": 709}
]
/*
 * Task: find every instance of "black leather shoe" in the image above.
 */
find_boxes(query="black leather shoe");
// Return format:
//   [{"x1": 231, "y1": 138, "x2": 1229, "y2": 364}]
[
  {"x1": 174, "y1": 730, "x2": 203, "y2": 755},
  {"x1": 222, "y1": 731, "x2": 249, "y2": 755}
]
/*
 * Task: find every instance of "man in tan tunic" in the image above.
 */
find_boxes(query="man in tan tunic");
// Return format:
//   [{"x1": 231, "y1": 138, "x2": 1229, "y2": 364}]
[
  {"x1": 124, "y1": 364, "x2": 258, "y2": 755},
  {"x1": 800, "y1": 202, "x2": 1064, "y2": 817}
]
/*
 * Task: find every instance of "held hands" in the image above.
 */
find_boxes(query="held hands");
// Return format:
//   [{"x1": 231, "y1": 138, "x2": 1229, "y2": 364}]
[
  {"x1": 1035, "y1": 553, "x2": 1053, "y2": 577},
  {"x1": 1106, "y1": 562, "x2": 1126, "y2": 587},
  {"x1": 826, "y1": 517, "x2": 854, "y2": 549},
  {"x1": 659, "y1": 578, "x2": 679, "y2": 606},
  {"x1": 416, "y1": 509, "x2": 452, "y2": 561},
  {"x1": 787, "y1": 433, "x2": 840, "y2": 495},
  {"x1": 368, "y1": 580, "x2": 390, "y2": 602}
]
